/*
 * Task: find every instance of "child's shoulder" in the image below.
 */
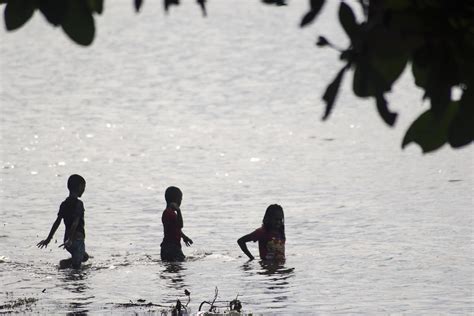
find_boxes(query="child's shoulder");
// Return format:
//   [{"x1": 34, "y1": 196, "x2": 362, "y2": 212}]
[
  {"x1": 162, "y1": 207, "x2": 176, "y2": 217},
  {"x1": 59, "y1": 197, "x2": 83, "y2": 209},
  {"x1": 251, "y1": 226, "x2": 266, "y2": 236},
  {"x1": 59, "y1": 196, "x2": 71, "y2": 206}
]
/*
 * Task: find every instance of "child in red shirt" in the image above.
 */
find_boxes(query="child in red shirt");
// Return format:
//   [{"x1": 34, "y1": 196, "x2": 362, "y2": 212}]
[
  {"x1": 160, "y1": 186, "x2": 193, "y2": 261},
  {"x1": 238, "y1": 204, "x2": 285, "y2": 261}
]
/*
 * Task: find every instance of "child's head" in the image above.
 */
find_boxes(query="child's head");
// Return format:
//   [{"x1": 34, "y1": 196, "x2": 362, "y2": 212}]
[
  {"x1": 263, "y1": 204, "x2": 285, "y2": 237},
  {"x1": 67, "y1": 174, "x2": 86, "y2": 197},
  {"x1": 165, "y1": 186, "x2": 183, "y2": 206}
]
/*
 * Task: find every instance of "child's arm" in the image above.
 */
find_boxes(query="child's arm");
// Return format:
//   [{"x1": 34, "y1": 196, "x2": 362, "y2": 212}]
[
  {"x1": 170, "y1": 203, "x2": 184, "y2": 228},
  {"x1": 237, "y1": 233, "x2": 255, "y2": 260},
  {"x1": 59, "y1": 201, "x2": 84, "y2": 248},
  {"x1": 37, "y1": 216, "x2": 62, "y2": 248},
  {"x1": 60, "y1": 217, "x2": 80, "y2": 249},
  {"x1": 181, "y1": 231, "x2": 193, "y2": 247}
]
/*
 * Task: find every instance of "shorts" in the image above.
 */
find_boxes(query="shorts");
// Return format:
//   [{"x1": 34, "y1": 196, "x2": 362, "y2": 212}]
[
  {"x1": 66, "y1": 239, "x2": 86, "y2": 269},
  {"x1": 160, "y1": 242, "x2": 185, "y2": 262}
]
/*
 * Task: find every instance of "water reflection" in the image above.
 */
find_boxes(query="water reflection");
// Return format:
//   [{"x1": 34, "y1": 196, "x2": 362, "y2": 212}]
[
  {"x1": 258, "y1": 261, "x2": 295, "y2": 303},
  {"x1": 258, "y1": 261, "x2": 295, "y2": 278},
  {"x1": 58, "y1": 269, "x2": 93, "y2": 315},
  {"x1": 59, "y1": 269, "x2": 90, "y2": 293},
  {"x1": 66, "y1": 305, "x2": 88, "y2": 316},
  {"x1": 160, "y1": 261, "x2": 187, "y2": 290},
  {"x1": 241, "y1": 261, "x2": 295, "y2": 305}
]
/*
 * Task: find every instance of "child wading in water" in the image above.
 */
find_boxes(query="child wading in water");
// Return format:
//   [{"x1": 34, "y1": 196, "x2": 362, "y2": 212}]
[
  {"x1": 238, "y1": 204, "x2": 285, "y2": 261},
  {"x1": 160, "y1": 186, "x2": 193, "y2": 262},
  {"x1": 37, "y1": 174, "x2": 89, "y2": 269}
]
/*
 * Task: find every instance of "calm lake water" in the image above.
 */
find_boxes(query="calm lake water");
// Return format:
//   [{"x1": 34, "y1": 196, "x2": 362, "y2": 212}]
[{"x1": 1, "y1": 1, "x2": 473, "y2": 314}]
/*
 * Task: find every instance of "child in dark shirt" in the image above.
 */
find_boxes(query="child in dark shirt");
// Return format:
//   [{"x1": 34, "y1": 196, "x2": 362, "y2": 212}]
[
  {"x1": 160, "y1": 186, "x2": 193, "y2": 262},
  {"x1": 37, "y1": 174, "x2": 89, "y2": 269},
  {"x1": 238, "y1": 204, "x2": 285, "y2": 261}
]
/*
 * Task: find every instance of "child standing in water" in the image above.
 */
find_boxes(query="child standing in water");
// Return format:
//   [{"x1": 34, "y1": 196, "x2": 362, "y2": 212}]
[
  {"x1": 37, "y1": 174, "x2": 89, "y2": 269},
  {"x1": 238, "y1": 204, "x2": 285, "y2": 261},
  {"x1": 160, "y1": 186, "x2": 193, "y2": 261}
]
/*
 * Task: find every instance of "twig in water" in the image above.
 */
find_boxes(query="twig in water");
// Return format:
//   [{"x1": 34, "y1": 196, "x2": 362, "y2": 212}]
[
  {"x1": 209, "y1": 286, "x2": 218, "y2": 311},
  {"x1": 184, "y1": 289, "x2": 191, "y2": 307},
  {"x1": 229, "y1": 293, "x2": 242, "y2": 312}
]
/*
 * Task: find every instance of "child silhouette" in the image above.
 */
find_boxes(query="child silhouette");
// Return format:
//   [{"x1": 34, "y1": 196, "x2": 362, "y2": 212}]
[
  {"x1": 238, "y1": 204, "x2": 285, "y2": 261},
  {"x1": 37, "y1": 174, "x2": 89, "y2": 269},
  {"x1": 160, "y1": 186, "x2": 193, "y2": 262}
]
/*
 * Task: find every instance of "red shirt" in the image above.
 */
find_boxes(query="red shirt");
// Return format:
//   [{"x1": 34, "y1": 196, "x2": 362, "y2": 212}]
[
  {"x1": 249, "y1": 227, "x2": 285, "y2": 261},
  {"x1": 161, "y1": 207, "x2": 182, "y2": 247}
]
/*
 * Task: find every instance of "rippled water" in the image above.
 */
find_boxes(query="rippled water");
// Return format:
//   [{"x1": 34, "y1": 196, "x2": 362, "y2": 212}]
[{"x1": 1, "y1": 1, "x2": 473, "y2": 314}]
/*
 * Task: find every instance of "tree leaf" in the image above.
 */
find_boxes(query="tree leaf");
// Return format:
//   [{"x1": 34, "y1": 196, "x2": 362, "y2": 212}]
[
  {"x1": 429, "y1": 83, "x2": 451, "y2": 117},
  {"x1": 338, "y1": 2, "x2": 358, "y2": 40},
  {"x1": 448, "y1": 88, "x2": 474, "y2": 148},
  {"x1": 196, "y1": 0, "x2": 206, "y2": 17},
  {"x1": 300, "y1": 10, "x2": 318, "y2": 27},
  {"x1": 316, "y1": 36, "x2": 329, "y2": 47},
  {"x1": 412, "y1": 44, "x2": 459, "y2": 117},
  {"x1": 402, "y1": 104, "x2": 459, "y2": 153},
  {"x1": 372, "y1": 55, "x2": 407, "y2": 90},
  {"x1": 87, "y1": 0, "x2": 103, "y2": 14},
  {"x1": 340, "y1": 49, "x2": 354, "y2": 61},
  {"x1": 164, "y1": 0, "x2": 179, "y2": 12},
  {"x1": 61, "y1": 0, "x2": 94, "y2": 46},
  {"x1": 39, "y1": 0, "x2": 67, "y2": 26},
  {"x1": 310, "y1": 0, "x2": 324, "y2": 11},
  {"x1": 134, "y1": 0, "x2": 143, "y2": 13},
  {"x1": 4, "y1": 0, "x2": 35, "y2": 31},
  {"x1": 412, "y1": 47, "x2": 430, "y2": 89},
  {"x1": 322, "y1": 65, "x2": 348, "y2": 120},
  {"x1": 300, "y1": 0, "x2": 324, "y2": 27},
  {"x1": 353, "y1": 50, "x2": 401, "y2": 99},
  {"x1": 353, "y1": 58, "x2": 373, "y2": 97},
  {"x1": 385, "y1": 0, "x2": 411, "y2": 10},
  {"x1": 261, "y1": 0, "x2": 287, "y2": 6},
  {"x1": 376, "y1": 93, "x2": 397, "y2": 126}
]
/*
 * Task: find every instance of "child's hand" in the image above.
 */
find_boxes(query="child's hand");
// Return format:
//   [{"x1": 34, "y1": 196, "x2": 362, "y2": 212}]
[
  {"x1": 183, "y1": 235, "x2": 193, "y2": 247},
  {"x1": 59, "y1": 239, "x2": 72, "y2": 249},
  {"x1": 37, "y1": 239, "x2": 51, "y2": 249}
]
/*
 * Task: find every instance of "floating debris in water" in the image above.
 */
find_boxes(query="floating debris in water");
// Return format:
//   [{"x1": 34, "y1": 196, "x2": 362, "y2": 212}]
[
  {"x1": 112, "y1": 290, "x2": 194, "y2": 315},
  {"x1": 198, "y1": 287, "x2": 246, "y2": 315},
  {"x1": 111, "y1": 299, "x2": 173, "y2": 315},
  {"x1": 0, "y1": 297, "x2": 38, "y2": 313}
]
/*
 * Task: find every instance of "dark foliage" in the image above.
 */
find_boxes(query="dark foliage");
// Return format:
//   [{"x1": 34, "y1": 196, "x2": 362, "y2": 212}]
[
  {"x1": 2, "y1": 0, "x2": 473, "y2": 153},
  {"x1": 301, "y1": 0, "x2": 473, "y2": 152},
  {"x1": 261, "y1": 0, "x2": 287, "y2": 6},
  {"x1": 134, "y1": 0, "x2": 142, "y2": 13}
]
